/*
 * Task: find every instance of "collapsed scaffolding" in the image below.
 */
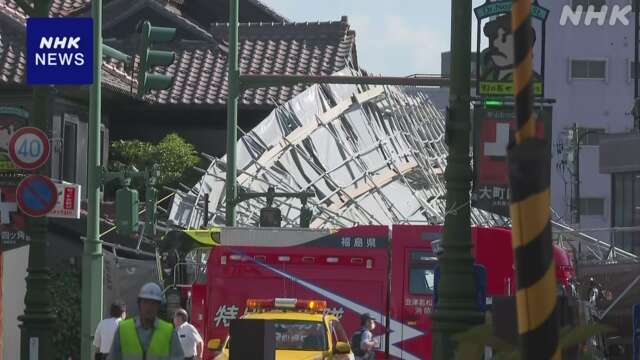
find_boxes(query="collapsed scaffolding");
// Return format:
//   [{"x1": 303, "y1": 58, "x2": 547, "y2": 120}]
[
  {"x1": 169, "y1": 69, "x2": 507, "y2": 229},
  {"x1": 168, "y1": 68, "x2": 638, "y2": 266}
]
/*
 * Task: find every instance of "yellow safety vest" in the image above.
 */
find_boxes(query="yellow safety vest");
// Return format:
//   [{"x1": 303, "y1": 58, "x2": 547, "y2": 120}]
[{"x1": 119, "y1": 318, "x2": 173, "y2": 360}]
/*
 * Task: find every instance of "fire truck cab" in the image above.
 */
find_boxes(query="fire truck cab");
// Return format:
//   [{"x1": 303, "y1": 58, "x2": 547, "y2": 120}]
[
  {"x1": 163, "y1": 225, "x2": 575, "y2": 360},
  {"x1": 214, "y1": 298, "x2": 355, "y2": 360}
]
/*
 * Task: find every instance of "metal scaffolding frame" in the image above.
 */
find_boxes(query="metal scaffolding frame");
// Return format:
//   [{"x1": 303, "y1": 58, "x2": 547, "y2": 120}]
[{"x1": 169, "y1": 68, "x2": 507, "y2": 229}]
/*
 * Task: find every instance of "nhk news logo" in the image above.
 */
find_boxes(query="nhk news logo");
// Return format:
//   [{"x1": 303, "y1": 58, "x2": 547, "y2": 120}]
[
  {"x1": 560, "y1": 4, "x2": 633, "y2": 26},
  {"x1": 26, "y1": 17, "x2": 93, "y2": 84}
]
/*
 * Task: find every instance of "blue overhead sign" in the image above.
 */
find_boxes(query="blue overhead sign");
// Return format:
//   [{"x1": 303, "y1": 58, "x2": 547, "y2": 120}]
[{"x1": 26, "y1": 17, "x2": 93, "y2": 85}]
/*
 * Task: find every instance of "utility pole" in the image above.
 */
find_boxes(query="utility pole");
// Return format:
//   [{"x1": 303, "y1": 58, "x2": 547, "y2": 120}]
[
  {"x1": 225, "y1": 0, "x2": 240, "y2": 227},
  {"x1": 17, "y1": 1, "x2": 56, "y2": 358},
  {"x1": 81, "y1": 0, "x2": 103, "y2": 358},
  {"x1": 572, "y1": 123, "x2": 580, "y2": 226},
  {"x1": 635, "y1": 0, "x2": 640, "y2": 130},
  {"x1": 509, "y1": 0, "x2": 559, "y2": 358},
  {"x1": 430, "y1": 0, "x2": 483, "y2": 358}
]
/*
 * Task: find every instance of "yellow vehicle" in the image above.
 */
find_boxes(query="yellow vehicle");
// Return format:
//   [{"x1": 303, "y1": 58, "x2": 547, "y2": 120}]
[{"x1": 214, "y1": 298, "x2": 355, "y2": 360}]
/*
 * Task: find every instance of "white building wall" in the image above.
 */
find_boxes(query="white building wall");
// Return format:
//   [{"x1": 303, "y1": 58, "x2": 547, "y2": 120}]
[
  {"x1": 3, "y1": 246, "x2": 28, "y2": 360},
  {"x1": 543, "y1": 0, "x2": 636, "y2": 238}
]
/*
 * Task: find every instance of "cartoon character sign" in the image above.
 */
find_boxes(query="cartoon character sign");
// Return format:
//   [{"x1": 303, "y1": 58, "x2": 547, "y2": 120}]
[
  {"x1": 474, "y1": 0, "x2": 549, "y2": 97},
  {"x1": 0, "y1": 107, "x2": 28, "y2": 171}
]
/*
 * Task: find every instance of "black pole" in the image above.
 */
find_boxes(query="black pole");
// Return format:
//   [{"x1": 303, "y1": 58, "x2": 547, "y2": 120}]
[
  {"x1": 203, "y1": 193, "x2": 210, "y2": 228},
  {"x1": 633, "y1": 0, "x2": 640, "y2": 130},
  {"x1": 633, "y1": 0, "x2": 640, "y2": 100},
  {"x1": 573, "y1": 124, "x2": 580, "y2": 226}
]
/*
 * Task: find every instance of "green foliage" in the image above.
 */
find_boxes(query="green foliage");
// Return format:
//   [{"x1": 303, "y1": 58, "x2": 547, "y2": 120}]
[
  {"x1": 109, "y1": 134, "x2": 200, "y2": 196},
  {"x1": 453, "y1": 321, "x2": 614, "y2": 359},
  {"x1": 50, "y1": 264, "x2": 82, "y2": 359}
]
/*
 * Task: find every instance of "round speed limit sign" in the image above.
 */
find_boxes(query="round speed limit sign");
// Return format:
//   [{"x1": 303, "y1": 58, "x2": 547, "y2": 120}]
[{"x1": 8, "y1": 127, "x2": 50, "y2": 171}]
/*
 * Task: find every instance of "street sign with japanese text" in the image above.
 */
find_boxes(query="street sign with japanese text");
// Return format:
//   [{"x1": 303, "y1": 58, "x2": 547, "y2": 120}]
[
  {"x1": 49, "y1": 183, "x2": 81, "y2": 219},
  {"x1": 0, "y1": 186, "x2": 30, "y2": 250},
  {"x1": 16, "y1": 175, "x2": 58, "y2": 217},
  {"x1": 8, "y1": 127, "x2": 50, "y2": 171},
  {"x1": 26, "y1": 17, "x2": 93, "y2": 84},
  {"x1": 472, "y1": 104, "x2": 552, "y2": 216}
]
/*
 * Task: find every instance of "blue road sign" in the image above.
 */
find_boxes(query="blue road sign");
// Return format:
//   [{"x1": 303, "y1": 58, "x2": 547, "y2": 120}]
[
  {"x1": 16, "y1": 175, "x2": 58, "y2": 217},
  {"x1": 26, "y1": 17, "x2": 93, "y2": 84},
  {"x1": 634, "y1": 304, "x2": 640, "y2": 360}
]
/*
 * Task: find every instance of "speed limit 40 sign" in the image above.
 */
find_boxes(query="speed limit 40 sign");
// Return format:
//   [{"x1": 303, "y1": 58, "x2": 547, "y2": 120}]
[{"x1": 8, "y1": 127, "x2": 50, "y2": 171}]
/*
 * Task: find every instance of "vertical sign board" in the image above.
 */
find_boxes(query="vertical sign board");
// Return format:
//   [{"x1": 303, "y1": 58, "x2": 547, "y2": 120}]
[
  {"x1": 49, "y1": 183, "x2": 81, "y2": 219},
  {"x1": 474, "y1": 0, "x2": 549, "y2": 97},
  {"x1": 0, "y1": 186, "x2": 29, "y2": 250},
  {"x1": 0, "y1": 107, "x2": 28, "y2": 173},
  {"x1": 472, "y1": 104, "x2": 552, "y2": 216},
  {"x1": 634, "y1": 304, "x2": 640, "y2": 360},
  {"x1": 26, "y1": 17, "x2": 93, "y2": 85}
]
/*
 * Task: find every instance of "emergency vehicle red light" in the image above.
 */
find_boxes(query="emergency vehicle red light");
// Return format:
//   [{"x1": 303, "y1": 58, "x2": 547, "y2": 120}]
[
  {"x1": 246, "y1": 299, "x2": 275, "y2": 309},
  {"x1": 246, "y1": 298, "x2": 327, "y2": 312}
]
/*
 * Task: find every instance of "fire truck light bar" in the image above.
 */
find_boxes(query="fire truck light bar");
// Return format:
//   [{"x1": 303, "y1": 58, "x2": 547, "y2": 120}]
[{"x1": 246, "y1": 298, "x2": 327, "y2": 312}]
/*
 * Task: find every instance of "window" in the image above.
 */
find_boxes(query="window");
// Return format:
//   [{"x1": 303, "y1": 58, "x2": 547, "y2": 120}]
[
  {"x1": 329, "y1": 320, "x2": 349, "y2": 348},
  {"x1": 571, "y1": 59, "x2": 607, "y2": 80},
  {"x1": 273, "y1": 320, "x2": 327, "y2": 351},
  {"x1": 578, "y1": 127, "x2": 605, "y2": 146},
  {"x1": 612, "y1": 172, "x2": 640, "y2": 254},
  {"x1": 572, "y1": 0, "x2": 606, "y2": 11},
  {"x1": 409, "y1": 268, "x2": 435, "y2": 294},
  {"x1": 579, "y1": 197, "x2": 605, "y2": 216}
]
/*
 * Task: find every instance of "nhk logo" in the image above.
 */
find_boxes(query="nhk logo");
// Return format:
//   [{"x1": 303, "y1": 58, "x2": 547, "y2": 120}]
[
  {"x1": 26, "y1": 17, "x2": 93, "y2": 84},
  {"x1": 35, "y1": 37, "x2": 85, "y2": 66},
  {"x1": 560, "y1": 5, "x2": 633, "y2": 26}
]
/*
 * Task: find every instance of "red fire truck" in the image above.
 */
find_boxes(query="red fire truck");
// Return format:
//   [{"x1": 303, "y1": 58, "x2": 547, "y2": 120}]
[{"x1": 166, "y1": 225, "x2": 575, "y2": 360}]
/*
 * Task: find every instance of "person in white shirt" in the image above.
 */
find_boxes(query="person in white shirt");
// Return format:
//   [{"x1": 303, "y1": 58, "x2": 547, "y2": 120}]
[
  {"x1": 93, "y1": 301, "x2": 126, "y2": 360},
  {"x1": 173, "y1": 308, "x2": 204, "y2": 360}
]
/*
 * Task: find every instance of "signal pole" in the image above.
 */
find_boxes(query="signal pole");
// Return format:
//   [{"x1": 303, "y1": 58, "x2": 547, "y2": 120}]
[
  {"x1": 17, "y1": 2, "x2": 56, "y2": 359},
  {"x1": 430, "y1": 0, "x2": 483, "y2": 358},
  {"x1": 509, "y1": 0, "x2": 559, "y2": 358},
  {"x1": 81, "y1": 0, "x2": 103, "y2": 357}
]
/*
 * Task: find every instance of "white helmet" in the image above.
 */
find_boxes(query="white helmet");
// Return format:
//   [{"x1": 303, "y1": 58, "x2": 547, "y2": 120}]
[{"x1": 138, "y1": 282, "x2": 164, "y2": 302}]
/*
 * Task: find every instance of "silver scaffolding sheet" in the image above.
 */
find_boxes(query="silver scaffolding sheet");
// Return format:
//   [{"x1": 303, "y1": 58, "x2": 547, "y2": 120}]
[{"x1": 169, "y1": 68, "x2": 507, "y2": 229}]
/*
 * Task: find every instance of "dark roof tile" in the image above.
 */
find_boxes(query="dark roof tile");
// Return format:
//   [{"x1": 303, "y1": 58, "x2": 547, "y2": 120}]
[{"x1": 141, "y1": 19, "x2": 355, "y2": 107}]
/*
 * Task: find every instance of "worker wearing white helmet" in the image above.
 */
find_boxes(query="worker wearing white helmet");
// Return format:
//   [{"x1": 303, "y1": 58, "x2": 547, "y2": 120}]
[{"x1": 108, "y1": 282, "x2": 185, "y2": 360}]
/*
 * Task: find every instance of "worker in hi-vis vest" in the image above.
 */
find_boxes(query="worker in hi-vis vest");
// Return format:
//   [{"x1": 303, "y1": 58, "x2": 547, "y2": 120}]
[{"x1": 108, "y1": 282, "x2": 184, "y2": 360}]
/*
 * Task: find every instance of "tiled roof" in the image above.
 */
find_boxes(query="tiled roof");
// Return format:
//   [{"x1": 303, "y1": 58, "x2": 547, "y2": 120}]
[
  {"x1": 0, "y1": 16, "x2": 134, "y2": 92},
  {"x1": 0, "y1": 0, "x2": 90, "y2": 20},
  {"x1": 145, "y1": 19, "x2": 356, "y2": 107}
]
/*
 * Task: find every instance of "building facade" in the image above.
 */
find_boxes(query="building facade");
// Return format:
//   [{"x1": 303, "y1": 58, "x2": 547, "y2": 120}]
[{"x1": 544, "y1": 0, "x2": 637, "y2": 250}]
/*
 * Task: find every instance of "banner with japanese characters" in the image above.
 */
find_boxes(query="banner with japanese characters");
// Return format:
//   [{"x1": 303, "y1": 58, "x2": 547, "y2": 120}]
[
  {"x1": 472, "y1": 104, "x2": 552, "y2": 216},
  {"x1": 211, "y1": 303, "x2": 346, "y2": 328}
]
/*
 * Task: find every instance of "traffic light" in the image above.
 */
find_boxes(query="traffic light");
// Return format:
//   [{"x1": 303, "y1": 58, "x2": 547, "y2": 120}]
[
  {"x1": 137, "y1": 20, "x2": 176, "y2": 97},
  {"x1": 260, "y1": 207, "x2": 281, "y2": 227},
  {"x1": 299, "y1": 206, "x2": 312, "y2": 228},
  {"x1": 116, "y1": 184, "x2": 139, "y2": 237}
]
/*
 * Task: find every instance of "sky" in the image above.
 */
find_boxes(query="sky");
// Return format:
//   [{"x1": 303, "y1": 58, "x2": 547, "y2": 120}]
[{"x1": 261, "y1": 0, "x2": 487, "y2": 76}]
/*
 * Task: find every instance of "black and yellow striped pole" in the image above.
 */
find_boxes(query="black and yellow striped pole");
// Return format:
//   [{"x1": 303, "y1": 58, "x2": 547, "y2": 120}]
[{"x1": 509, "y1": 0, "x2": 560, "y2": 359}]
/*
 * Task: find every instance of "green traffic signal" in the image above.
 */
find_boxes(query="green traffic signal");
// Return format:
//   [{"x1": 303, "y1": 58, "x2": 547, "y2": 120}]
[
  {"x1": 137, "y1": 20, "x2": 177, "y2": 97},
  {"x1": 483, "y1": 99, "x2": 504, "y2": 107}
]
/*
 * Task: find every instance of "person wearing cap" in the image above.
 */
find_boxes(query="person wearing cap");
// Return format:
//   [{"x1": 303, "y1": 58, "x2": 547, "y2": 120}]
[
  {"x1": 351, "y1": 313, "x2": 378, "y2": 360},
  {"x1": 94, "y1": 301, "x2": 126, "y2": 360},
  {"x1": 108, "y1": 282, "x2": 184, "y2": 360},
  {"x1": 173, "y1": 308, "x2": 203, "y2": 360}
]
